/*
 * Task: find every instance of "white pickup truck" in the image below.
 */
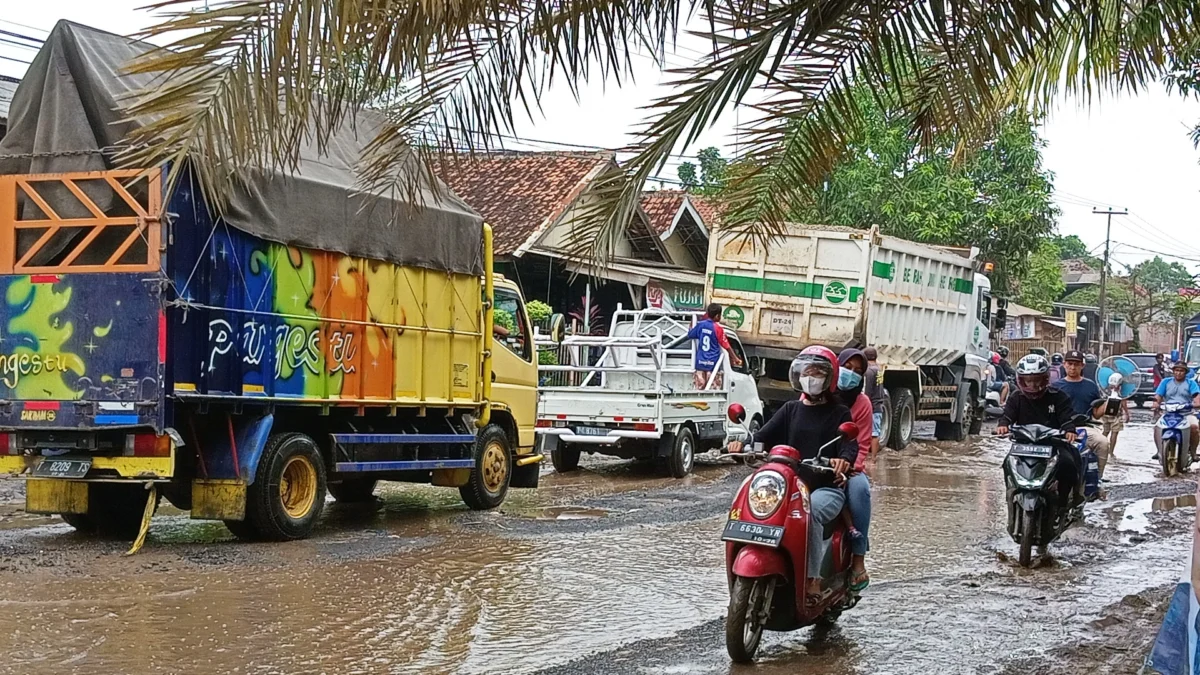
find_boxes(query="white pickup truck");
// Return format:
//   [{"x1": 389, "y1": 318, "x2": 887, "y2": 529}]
[{"x1": 535, "y1": 309, "x2": 765, "y2": 477}]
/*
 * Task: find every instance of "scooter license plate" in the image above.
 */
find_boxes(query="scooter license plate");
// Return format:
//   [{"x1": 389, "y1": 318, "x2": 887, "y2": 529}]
[
  {"x1": 1011, "y1": 444, "x2": 1053, "y2": 458},
  {"x1": 721, "y1": 520, "x2": 784, "y2": 547}
]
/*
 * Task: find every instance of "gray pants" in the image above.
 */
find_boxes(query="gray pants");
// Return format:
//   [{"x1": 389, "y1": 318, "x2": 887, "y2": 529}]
[{"x1": 809, "y1": 487, "x2": 846, "y2": 579}]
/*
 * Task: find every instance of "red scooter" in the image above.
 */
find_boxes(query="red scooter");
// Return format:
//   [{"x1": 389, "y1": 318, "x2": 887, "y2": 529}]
[{"x1": 722, "y1": 405, "x2": 861, "y2": 663}]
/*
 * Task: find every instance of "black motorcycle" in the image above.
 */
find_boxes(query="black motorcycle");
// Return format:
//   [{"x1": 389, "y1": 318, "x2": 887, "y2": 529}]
[{"x1": 1002, "y1": 417, "x2": 1087, "y2": 567}]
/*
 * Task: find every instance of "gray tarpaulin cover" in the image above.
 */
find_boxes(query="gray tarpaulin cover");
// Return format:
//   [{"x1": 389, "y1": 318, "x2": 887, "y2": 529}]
[{"x1": 0, "y1": 21, "x2": 484, "y2": 276}]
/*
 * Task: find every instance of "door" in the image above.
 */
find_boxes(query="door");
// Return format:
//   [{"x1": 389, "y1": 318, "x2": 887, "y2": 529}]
[
  {"x1": 491, "y1": 286, "x2": 538, "y2": 449},
  {"x1": 725, "y1": 336, "x2": 764, "y2": 429}
]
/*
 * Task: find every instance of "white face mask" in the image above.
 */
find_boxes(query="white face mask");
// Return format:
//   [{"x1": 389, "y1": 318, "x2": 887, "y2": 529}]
[{"x1": 799, "y1": 376, "x2": 827, "y2": 396}]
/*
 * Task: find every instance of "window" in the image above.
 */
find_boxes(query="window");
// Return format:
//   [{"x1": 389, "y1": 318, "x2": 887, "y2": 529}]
[
  {"x1": 729, "y1": 337, "x2": 749, "y2": 374},
  {"x1": 493, "y1": 290, "x2": 532, "y2": 362}
]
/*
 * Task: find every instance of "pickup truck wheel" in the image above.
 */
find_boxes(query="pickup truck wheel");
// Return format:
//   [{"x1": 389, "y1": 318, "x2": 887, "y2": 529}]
[
  {"x1": 888, "y1": 388, "x2": 915, "y2": 450},
  {"x1": 328, "y1": 479, "x2": 378, "y2": 503},
  {"x1": 461, "y1": 424, "x2": 511, "y2": 510},
  {"x1": 667, "y1": 426, "x2": 696, "y2": 478},
  {"x1": 550, "y1": 443, "x2": 581, "y2": 473},
  {"x1": 245, "y1": 432, "x2": 327, "y2": 541}
]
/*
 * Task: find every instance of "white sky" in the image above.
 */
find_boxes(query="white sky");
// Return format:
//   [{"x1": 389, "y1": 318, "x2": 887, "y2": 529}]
[{"x1": 5, "y1": 2, "x2": 1200, "y2": 273}]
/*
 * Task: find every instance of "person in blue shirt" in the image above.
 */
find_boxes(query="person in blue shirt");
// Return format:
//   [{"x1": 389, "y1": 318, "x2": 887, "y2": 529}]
[
  {"x1": 1153, "y1": 361, "x2": 1200, "y2": 461},
  {"x1": 1054, "y1": 350, "x2": 1111, "y2": 478},
  {"x1": 687, "y1": 304, "x2": 742, "y2": 389}
]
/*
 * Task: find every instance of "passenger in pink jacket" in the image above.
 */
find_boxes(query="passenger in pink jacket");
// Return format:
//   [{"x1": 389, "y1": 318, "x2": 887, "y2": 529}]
[{"x1": 837, "y1": 348, "x2": 873, "y2": 591}]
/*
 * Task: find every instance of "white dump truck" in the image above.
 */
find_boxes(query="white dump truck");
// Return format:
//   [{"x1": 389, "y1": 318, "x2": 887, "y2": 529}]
[{"x1": 705, "y1": 225, "x2": 993, "y2": 447}]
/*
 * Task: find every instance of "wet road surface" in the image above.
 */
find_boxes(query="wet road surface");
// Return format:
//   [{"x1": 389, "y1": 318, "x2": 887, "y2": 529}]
[{"x1": 0, "y1": 415, "x2": 1192, "y2": 674}]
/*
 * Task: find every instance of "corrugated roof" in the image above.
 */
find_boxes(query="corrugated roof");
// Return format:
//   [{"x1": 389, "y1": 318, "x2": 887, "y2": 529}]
[
  {"x1": 0, "y1": 75, "x2": 19, "y2": 124},
  {"x1": 437, "y1": 151, "x2": 612, "y2": 256}
]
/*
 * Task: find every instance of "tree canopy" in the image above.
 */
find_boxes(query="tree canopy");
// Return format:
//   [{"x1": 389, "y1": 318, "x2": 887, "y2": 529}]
[{"x1": 120, "y1": 1, "x2": 1200, "y2": 260}]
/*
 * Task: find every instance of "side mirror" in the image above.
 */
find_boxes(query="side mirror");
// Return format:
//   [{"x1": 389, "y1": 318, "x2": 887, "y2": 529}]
[
  {"x1": 548, "y1": 313, "x2": 566, "y2": 343},
  {"x1": 992, "y1": 308, "x2": 1007, "y2": 332},
  {"x1": 728, "y1": 403, "x2": 747, "y2": 424},
  {"x1": 838, "y1": 422, "x2": 859, "y2": 439}
]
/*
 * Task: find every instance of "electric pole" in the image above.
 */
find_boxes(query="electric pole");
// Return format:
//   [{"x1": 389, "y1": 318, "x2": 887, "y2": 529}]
[{"x1": 1093, "y1": 207, "x2": 1127, "y2": 358}]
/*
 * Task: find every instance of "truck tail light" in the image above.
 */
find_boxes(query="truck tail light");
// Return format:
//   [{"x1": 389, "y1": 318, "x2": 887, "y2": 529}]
[
  {"x1": 536, "y1": 420, "x2": 552, "y2": 428},
  {"x1": 633, "y1": 423, "x2": 656, "y2": 432},
  {"x1": 0, "y1": 434, "x2": 14, "y2": 455},
  {"x1": 126, "y1": 434, "x2": 171, "y2": 457}
]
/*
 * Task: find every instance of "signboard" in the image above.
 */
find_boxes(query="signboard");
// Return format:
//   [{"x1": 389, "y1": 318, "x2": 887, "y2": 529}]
[
  {"x1": 1004, "y1": 317, "x2": 1036, "y2": 340},
  {"x1": 1065, "y1": 310, "x2": 1078, "y2": 334},
  {"x1": 646, "y1": 281, "x2": 705, "y2": 312}
]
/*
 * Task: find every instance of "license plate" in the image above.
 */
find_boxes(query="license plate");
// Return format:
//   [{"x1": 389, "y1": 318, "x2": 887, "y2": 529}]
[
  {"x1": 1011, "y1": 444, "x2": 1053, "y2": 459},
  {"x1": 721, "y1": 519, "x2": 784, "y2": 547},
  {"x1": 573, "y1": 426, "x2": 611, "y2": 437},
  {"x1": 32, "y1": 458, "x2": 91, "y2": 479}
]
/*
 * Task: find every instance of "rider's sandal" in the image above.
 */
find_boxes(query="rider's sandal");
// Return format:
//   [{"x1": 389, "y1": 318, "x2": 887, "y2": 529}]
[{"x1": 849, "y1": 571, "x2": 870, "y2": 592}]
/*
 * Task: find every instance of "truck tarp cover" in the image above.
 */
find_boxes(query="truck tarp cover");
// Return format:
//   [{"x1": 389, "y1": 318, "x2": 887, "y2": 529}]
[{"x1": 0, "y1": 21, "x2": 484, "y2": 276}]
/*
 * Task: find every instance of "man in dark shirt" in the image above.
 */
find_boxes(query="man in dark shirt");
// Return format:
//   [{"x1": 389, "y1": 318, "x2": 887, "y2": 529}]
[
  {"x1": 997, "y1": 354, "x2": 1083, "y2": 505},
  {"x1": 1054, "y1": 350, "x2": 1111, "y2": 477},
  {"x1": 862, "y1": 347, "x2": 885, "y2": 456},
  {"x1": 997, "y1": 346, "x2": 1016, "y2": 381}
]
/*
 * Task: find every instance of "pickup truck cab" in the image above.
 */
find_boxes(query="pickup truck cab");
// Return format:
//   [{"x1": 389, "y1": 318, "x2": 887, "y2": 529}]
[{"x1": 535, "y1": 309, "x2": 764, "y2": 477}]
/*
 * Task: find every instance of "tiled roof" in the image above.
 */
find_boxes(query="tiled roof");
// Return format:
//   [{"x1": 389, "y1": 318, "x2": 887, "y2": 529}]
[
  {"x1": 437, "y1": 151, "x2": 613, "y2": 256},
  {"x1": 640, "y1": 190, "x2": 688, "y2": 235},
  {"x1": 1061, "y1": 258, "x2": 1101, "y2": 285},
  {"x1": 689, "y1": 195, "x2": 723, "y2": 227}
]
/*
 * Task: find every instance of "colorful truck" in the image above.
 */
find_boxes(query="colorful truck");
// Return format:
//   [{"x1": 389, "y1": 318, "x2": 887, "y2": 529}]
[
  {"x1": 705, "y1": 224, "x2": 993, "y2": 448},
  {"x1": 0, "y1": 23, "x2": 541, "y2": 542}
]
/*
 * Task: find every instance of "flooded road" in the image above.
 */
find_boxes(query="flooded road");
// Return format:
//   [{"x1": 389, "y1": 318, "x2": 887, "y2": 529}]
[{"x1": 0, "y1": 416, "x2": 1191, "y2": 674}]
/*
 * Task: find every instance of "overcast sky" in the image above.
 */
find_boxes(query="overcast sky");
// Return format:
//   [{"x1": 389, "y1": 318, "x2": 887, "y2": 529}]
[{"x1": 5, "y1": 2, "x2": 1200, "y2": 273}]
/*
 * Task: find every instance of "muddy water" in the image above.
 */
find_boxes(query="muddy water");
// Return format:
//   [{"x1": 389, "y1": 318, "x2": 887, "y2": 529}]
[{"x1": 0, "y1": 420, "x2": 1190, "y2": 674}]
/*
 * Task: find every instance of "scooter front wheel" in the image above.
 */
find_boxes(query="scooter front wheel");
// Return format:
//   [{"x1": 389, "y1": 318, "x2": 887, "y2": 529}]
[
  {"x1": 726, "y1": 575, "x2": 773, "y2": 663},
  {"x1": 1018, "y1": 509, "x2": 1035, "y2": 568},
  {"x1": 1163, "y1": 439, "x2": 1179, "y2": 477}
]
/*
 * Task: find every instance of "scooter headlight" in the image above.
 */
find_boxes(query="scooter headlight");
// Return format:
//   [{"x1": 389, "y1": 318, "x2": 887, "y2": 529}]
[
  {"x1": 747, "y1": 470, "x2": 787, "y2": 519},
  {"x1": 1007, "y1": 454, "x2": 1057, "y2": 489}
]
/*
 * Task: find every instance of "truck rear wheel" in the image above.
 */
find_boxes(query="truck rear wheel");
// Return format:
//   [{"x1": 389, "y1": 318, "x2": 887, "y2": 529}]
[
  {"x1": 64, "y1": 484, "x2": 159, "y2": 539},
  {"x1": 667, "y1": 426, "x2": 696, "y2": 478},
  {"x1": 461, "y1": 424, "x2": 512, "y2": 510},
  {"x1": 550, "y1": 442, "x2": 581, "y2": 473},
  {"x1": 888, "y1": 387, "x2": 915, "y2": 450},
  {"x1": 328, "y1": 479, "x2": 378, "y2": 503},
  {"x1": 243, "y1": 432, "x2": 327, "y2": 541}
]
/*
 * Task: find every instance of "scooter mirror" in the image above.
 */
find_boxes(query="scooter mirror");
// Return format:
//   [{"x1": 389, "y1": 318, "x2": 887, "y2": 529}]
[
  {"x1": 838, "y1": 422, "x2": 858, "y2": 439},
  {"x1": 728, "y1": 403, "x2": 747, "y2": 424}
]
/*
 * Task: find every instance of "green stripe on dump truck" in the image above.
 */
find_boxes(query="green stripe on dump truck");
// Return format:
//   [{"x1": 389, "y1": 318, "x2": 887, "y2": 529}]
[{"x1": 711, "y1": 273, "x2": 865, "y2": 302}]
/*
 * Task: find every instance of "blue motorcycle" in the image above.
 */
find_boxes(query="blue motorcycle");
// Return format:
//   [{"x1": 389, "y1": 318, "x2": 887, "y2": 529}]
[{"x1": 1155, "y1": 402, "x2": 1194, "y2": 477}]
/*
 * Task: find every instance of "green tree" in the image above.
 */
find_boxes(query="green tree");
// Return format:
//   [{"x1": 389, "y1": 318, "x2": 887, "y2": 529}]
[
  {"x1": 789, "y1": 88, "x2": 1058, "y2": 296},
  {"x1": 1050, "y1": 235, "x2": 1091, "y2": 261},
  {"x1": 1014, "y1": 240, "x2": 1066, "y2": 313},
  {"x1": 1063, "y1": 257, "x2": 1196, "y2": 349},
  {"x1": 677, "y1": 147, "x2": 728, "y2": 196},
  {"x1": 122, "y1": 1, "x2": 1200, "y2": 261}
]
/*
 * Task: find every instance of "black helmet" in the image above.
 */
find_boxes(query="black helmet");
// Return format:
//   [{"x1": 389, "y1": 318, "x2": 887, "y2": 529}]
[
  {"x1": 997, "y1": 346, "x2": 1010, "y2": 359},
  {"x1": 1084, "y1": 353, "x2": 1098, "y2": 364},
  {"x1": 1015, "y1": 354, "x2": 1050, "y2": 399},
  {"x1": 1050, "y1": 352, "x2": 1063, "y2": 366}
]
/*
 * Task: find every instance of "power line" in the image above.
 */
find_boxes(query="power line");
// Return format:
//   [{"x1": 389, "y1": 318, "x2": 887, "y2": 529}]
[
  {"x1": 0, "y1": 29, "x2": 44, "y2": 46},
  {"x1": 0, "y1": 19, "x2": 49, "y2": 36},
  {"x1": 0, "y1": 54, "x2": 30, "y2": 66},
  {"x1": 1110, "y1": 240, "x2": 1200, "y2": 264}
]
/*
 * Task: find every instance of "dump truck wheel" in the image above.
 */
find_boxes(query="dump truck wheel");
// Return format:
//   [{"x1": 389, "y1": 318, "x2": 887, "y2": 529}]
[
  {"x1": 461, "y1": 425, "x2": 511, "y2": 510},
  {"x1": 223, "y1": 518, "x2": 258, "y2": 541},
  {"x1": 328, "y1": 479, "x2": 378, "y2": 503},
  {"x1": 888, "y1": 388, "x2": 916, "y2": 450},
  {"x1": 79, "y1": 484, "x2": 159, "y2": 539},
  {"x1": 61, "y1": 512, "x2": 97, "y2": 534},
  {"x1": 245, "y1": 433, "x2": 327, "y2": 541}
]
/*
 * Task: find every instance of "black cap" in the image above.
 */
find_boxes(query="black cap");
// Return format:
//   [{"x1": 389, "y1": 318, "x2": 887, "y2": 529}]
[{"x1": 1064, "y1": 350, "x2": 1084, "y2": 362}]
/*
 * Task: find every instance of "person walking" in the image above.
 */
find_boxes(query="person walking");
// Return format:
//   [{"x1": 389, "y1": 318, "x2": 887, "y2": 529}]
[
  {"x1": 1055, "y1": 350, "x2": 1112, "y2": 478},
  {"x1": 862, "y1": 347, "x2": 885, "y2": 456},
  {"x1": 1100, "y1": 373, "x2": 1130, "y2": 457}
]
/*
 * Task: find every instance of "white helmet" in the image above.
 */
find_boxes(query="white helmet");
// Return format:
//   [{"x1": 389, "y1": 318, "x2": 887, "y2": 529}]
[{"x1": 1015, "y1": 354, "x2": 1050, "y2": 398}]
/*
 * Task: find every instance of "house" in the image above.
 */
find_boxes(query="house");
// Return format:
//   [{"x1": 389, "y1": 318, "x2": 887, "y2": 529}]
[
  {"x1": 638, "y1": 189, "x2": 721, "y2": 311},
  {"x1": 0, "y1": 75, "x2": 18, "y2": 142},
  {"x1": 1060, "y1": 258, "x2": 1101, "y2": 295},
  {"x1": 997, "y1": 301, "x2": 1069, "y2": 353},
  {"x1": 437, "y1": 151, "x2": 707, "y2": 329}
]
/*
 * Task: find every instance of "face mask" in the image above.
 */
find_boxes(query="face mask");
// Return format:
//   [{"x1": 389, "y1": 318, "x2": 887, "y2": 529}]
[
  {"x1": 838, "y1": 369, "x2": 862, "y2": 390},
  {"x1": 798, "y1": 376, "x2": 827, "y2": 396}
]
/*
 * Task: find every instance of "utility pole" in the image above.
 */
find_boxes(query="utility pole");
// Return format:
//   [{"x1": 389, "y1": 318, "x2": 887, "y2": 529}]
[{"x1": 1093, "y1": 207, "x2": 1128, "y2": 358}]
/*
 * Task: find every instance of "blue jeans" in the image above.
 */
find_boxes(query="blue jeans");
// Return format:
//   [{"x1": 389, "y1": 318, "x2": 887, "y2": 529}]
[
  {"x1": 846, "y1": 473, "x2": 871, "y2": 556},
  {"x1": 808, "y1": 488, "x2": 846, "y2": 578}
]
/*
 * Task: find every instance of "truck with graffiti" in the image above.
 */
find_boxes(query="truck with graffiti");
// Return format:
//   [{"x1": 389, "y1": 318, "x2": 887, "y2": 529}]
[
  {"x1": 705, "y1": 225, "x2": 992, "y2": 448},
  {"x1": 0, "y1": 22, "x2": 542, "y2": 543}
]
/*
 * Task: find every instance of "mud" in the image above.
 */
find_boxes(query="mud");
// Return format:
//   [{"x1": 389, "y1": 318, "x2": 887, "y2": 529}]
[{"x1": 0, "y1": 418, "x2": 1190, "y2": 674}]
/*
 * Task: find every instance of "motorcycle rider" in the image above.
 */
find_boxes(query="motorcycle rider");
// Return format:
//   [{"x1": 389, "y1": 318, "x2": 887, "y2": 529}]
[
  {"x1": 837, "y1": 348, "x2": 873, "y2": 592},
  {"x1": 1056, "y1": 350, "x2": 1112, "y2": 478},
  {"x1": 996, "y1": 346, "x2": 1016, "y2": 382},
  {"x1": 728, "y1": 346, "x2": 858, "y2": 601},
  {"x1": 1048, "y1": 353, "x2": 1065, "y2": 385},
  {"x1": 996, "y1": 354, "x2": 1085, "y2": 507},
  {"x1": 1152, "y1": 361, "x2": 1200, "y2": 461}
]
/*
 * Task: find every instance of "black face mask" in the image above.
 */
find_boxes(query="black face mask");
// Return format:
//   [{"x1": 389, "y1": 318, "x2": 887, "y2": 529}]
[{"x1": 839, "y1": 380, "x2": 864, "y2": 406}]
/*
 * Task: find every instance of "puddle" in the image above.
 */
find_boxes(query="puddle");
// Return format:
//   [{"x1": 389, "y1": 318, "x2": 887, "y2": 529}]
[
  {"x1": 1116, "y1": 493, "x2": 1197, "y2": 533},
  {"x1": 536, "y1": 506, "x2": 609, "y2": 520}
]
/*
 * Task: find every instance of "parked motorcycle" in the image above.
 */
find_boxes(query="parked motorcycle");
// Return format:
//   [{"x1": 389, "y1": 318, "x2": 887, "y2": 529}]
[
  {"x1": 721, "y1": 406, "x2": 860, "y2": 663},
  {"x1": 1155, "y1": 402, "x2": 1195, "y2": 477},
  {"x1": 1002, "y1": 417, "x2": 1087, "y2": 567}
]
